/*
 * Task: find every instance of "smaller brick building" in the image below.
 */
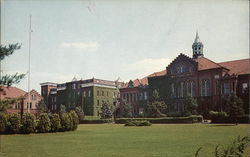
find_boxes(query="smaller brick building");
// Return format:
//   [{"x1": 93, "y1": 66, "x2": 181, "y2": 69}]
[{"x1": 0, "y1": 86, "x2": 43, "y2": 114}]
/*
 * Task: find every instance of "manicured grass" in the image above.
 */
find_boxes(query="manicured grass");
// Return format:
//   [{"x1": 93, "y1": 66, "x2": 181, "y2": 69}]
[{"x1": 0, "y1": 124, "x2": 249, "y2": 157}]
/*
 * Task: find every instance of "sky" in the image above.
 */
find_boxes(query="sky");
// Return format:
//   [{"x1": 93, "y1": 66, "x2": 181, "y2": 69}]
[{"x1": 1, "y1": 0, "x2": 249, "y2": 93}]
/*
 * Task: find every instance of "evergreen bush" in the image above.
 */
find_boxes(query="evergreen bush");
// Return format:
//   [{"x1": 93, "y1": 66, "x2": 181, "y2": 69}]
[
  {"x1": 0, "y1": 113, "x2": 7, "y2": 133},
  {"x1": 50, "y1": 113, "x2": 61, "y2": 132},
  {"x1": 21, "y1": 113, "x2": 36, "y2": 134},
  {"x1": 6, "y1": 113, "x2": 21, "y2": 134},
  {"x1": 69, "y1": 110, "x2": 79, "y2": 131},
  {"x1": 60, "y1": 112, "x2": 71, "y2": 131},
  {"x1": 124, "y1": 120, "x2": 152, "y2": 126},
  {"x1": 37, "y1": 113, "x2": 51, "y2": 133}
]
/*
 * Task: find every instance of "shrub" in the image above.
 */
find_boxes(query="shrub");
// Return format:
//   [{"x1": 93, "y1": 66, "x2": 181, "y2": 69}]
[
  {"x1": 21, "y1": 113, "x2": 36, "y2": 134},
  {"x1": 50, "y1": 113, "x2": 61, "y2": 132},
  {"x1": 6, "y1": 113, "x2": 21, "y2": 134},
  {"x1": 37, "y1": 113, "x2": 51, "y2": 133},
  {"x1": 80, "y1": 119, "x2": 112, "y2": 124},
  {"x1": 0, "y1": 113, "x2": 7, "y2": 133},
  {"x1": 69, "y1": 111, "x2": 79, "y2": 131},
  {"x1": 60, "y1": 113, "x2": 71, "y2": 131},
  {"x1": 125, "y1": 120, "x2": 152, "y2": 126},
  {"x1": 208, "y1": 111, "x2": 229, "y2": 123},
  {"x1": 116, "y1": 115, "x2": 203, "y2": 124}
]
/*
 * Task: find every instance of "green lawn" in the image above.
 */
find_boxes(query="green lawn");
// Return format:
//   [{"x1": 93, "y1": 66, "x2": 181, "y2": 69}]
[{"x1": 0, "y1": 124, "x2": 249, "y2": 157}]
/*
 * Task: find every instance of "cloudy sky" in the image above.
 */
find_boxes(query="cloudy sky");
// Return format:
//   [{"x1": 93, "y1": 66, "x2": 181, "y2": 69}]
[{"x1": 1, "y1": 0, "x2": 249, "y2": 93}]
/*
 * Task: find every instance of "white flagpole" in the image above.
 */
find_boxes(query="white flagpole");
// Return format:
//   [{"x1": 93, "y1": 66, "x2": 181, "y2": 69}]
[{"x1": 27, "y1": 14, "x2": 32, "y2": 113}]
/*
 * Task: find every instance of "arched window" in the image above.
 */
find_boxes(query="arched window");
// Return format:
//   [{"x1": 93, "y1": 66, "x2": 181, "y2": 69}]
[
  {"x1": 171, "y1": 83, "x2": 175, "y2": 98},
  {"x1": 180, "y1": 82, "x2": 184, "y2": 97},
  {"x1": 201, "y1": 79, "x2": 210, "y2": 96},
  {"x1": 191, "y1": 81, "x2": 195, "y2": 97}
]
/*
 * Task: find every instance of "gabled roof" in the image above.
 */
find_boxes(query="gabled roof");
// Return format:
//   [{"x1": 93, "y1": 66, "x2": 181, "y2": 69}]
[
  {"x1": 218, "y1": 59, "x2": 250, "y2": 75},
  {"x1": 23, "y1": 89, "x2": 42, "y2": 99},
  {"x1": 194, "y1": 57, "x2": 226, "y2": 71},
  {"x1": 122, "y1": 69, "x2": 167, "y2": 88},
  {"x1": 0, "y1": 86, "x2": 26, "y2": 99}
]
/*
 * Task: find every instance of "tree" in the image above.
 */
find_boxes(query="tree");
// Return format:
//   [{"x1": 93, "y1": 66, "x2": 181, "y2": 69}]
[
  {"x1": 101, "y1": 102, "x2": 113, "y2": 119},
  {"x1": 59, "y1": 105, "x2": 66, "y2": 114},
  {"x1": 225, "y1": 93, "x2": 244, "y2": 124},
  {"x1": 0, "y1": 97, "x2": 22, "y2": 113},
  {"x1": 36, "y1": 100, "x2": 48, "y2": 114},
  {"x1": 0, "y1": 43, "x2": 25, "y2": 112},
  {"x1": 184, "y1": 96, "x2": 198, "y2": 115},
  {"x1": 146, "y1": 90, "x2": 167, "y2": 118},
  {"x1": 0, "y1": 43, "x2": 25, "y2": 86},
  {"x1": 122, "y1": 102, "x2": 133, "y2": 118}
]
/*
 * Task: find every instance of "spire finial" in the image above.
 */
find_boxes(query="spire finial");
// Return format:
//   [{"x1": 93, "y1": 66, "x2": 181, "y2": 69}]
[{"x1": 194, "y1": 30, "x2": 200, "y2": 43}]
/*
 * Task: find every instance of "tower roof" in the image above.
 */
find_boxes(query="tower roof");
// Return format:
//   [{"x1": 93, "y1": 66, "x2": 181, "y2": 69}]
[{"x1": 194, "y1": 31, "x2": 201, "y2": 43}]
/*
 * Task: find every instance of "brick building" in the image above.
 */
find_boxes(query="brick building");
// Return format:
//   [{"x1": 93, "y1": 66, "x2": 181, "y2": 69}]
[
  {"x1": 148, "y1": 32, "x2": 249, "y2": 115},
  {"x1": 41, "y1": 78, "x2": 123, "y2": 116},
  {"x1": 0, "y1": 86, "x2": 43, "y2": 114}
]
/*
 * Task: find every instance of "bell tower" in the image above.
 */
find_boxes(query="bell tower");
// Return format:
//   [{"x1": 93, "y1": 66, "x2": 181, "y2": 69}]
[{"x1": 192, "y1": 31, "x2": 204, "y2": 59}]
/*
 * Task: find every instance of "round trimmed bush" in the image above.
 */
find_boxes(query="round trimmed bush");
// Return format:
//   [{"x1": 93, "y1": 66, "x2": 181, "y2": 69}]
[
  {"x1": 0, "y1": 113, "x2": 7, "y2": 133},
  {"x1": 50, "y1": 113, "x2": 61, "y2": 132},
  {"x1": 60, "y1": 113, "x2": 71, "y2": 131},
  {"x1": 6, "y1": 113, "x2": 21, "y2": 134},
  {"x1": 21, "y1": 113, "x2": 36, "y2": 134},
  {"x1": 37, "y1": 113, "x2": 51, "y2": 133},
  {"x1": 69, "y1": 110, "x2": 79, "y2": 131}
]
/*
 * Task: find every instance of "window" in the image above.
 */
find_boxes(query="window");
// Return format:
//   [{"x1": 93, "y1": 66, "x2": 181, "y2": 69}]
[
  {"x1": 180, "y1": 82, "x2": 184, "y2": 97},
  {"x1": 144, "y1": 92, "x2": 147, "y2": 100},
  {"x1": 171, "y1": 83, "x2": 175, "y2": 98},
  {"x1": 107, "y1": 91, "x2": 109, "y2": 97},
  {"x1": 97, "y1": 90, "x2": 99, "y2": 96},
  {"x1": 191, "y1": 81, "x2": 195, "y2": 97},
  {"x1": 201, "y1": 80, "x2": 210, "y2": 96},
  {"x1": 180, "y1": 66, "x2": 184, "y2": 73},
  {"x1": 102, "y1": 91, "x2": 104, "y2": 96},
  {"x1": 97, "y1": 100, "x2": 100, "y2": 106},
  {"x1": 242, "y1": 83, "x2": 248, "y2": 93},
  {"x1": 88, "y1": 90, "x2": 91, "y2": 97},
  {"x1": 83, "y1": 91, "x2": 86, "y2": 97},
  {"x1": 72, "y1": 84, "x2": 76, "y2": 89},
  {"x1": 223, "y1": 83, "x2": 231, "y2": 95}
]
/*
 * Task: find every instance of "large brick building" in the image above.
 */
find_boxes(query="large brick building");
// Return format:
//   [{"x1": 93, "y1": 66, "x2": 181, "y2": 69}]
[
  {"x1": 41, "y1": 78, "x2": 123, "y2": 116},
  {"x1": 0, "y1": 86, "x2": 43, "y2": 114},
  {"x1": 148, "y1": 32, "x2": 249, "y2": 115}
]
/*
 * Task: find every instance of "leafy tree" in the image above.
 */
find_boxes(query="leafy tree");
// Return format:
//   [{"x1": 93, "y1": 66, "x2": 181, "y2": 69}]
[
  {"x1": 36, "y1": 100, "x2": 48, "y2": 113},
  {"x1": 0, "y1": 43, "x2": 25, "y2": 86},
  {"x1": 101, "y1": 102, "x2": 113, "y2": 119},
  {"x1": 0, "y1": 97, "x2": 22, "y2": 112},
  {"x1": 184, "y1": 96, "x2": 198, "y2": 115},
  {"x1": 0, "y1": 43, "x2": 25, "y2": 112},
  {"x1": 75, "y1": 106, "x2": 84, "y2": 121},
  {"x1": 146, "y1": 90, "x2": 167, "y2": 118},
  {"x1": 122, "y1": 102, "x2": 133, "y2": 118},
  {"x1": 59, "y1": 105, "x2": 66, "y2": 114},
  {"x1": 225, "y1": 93, "x2": 244, "y2": 124}
]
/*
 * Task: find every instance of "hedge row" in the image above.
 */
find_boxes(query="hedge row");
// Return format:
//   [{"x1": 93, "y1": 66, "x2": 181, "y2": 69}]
[
  {"x1": 115, "y1": 115, "x2": 203, "y2": 124},
  {"x1": 0, "y1": 111, "x2": 79, "y2": 134},
  {"x1": 208, "y1": 111, "x2": 249, "y2": 123},
  {"x1": 124, "y1": 120, "x2": 152, "y2": 126},
  {"x1": 80, "y1": 119, "x2": 113, "y2": 124}
]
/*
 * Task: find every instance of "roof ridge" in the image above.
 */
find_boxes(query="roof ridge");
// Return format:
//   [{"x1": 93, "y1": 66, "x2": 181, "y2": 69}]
[
  {"x1": 198, "y1": 56, "x2": 227, "y2": 69},
  {"x1": 218, "y1": 58, "x2": 250, "y2": 64}
]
